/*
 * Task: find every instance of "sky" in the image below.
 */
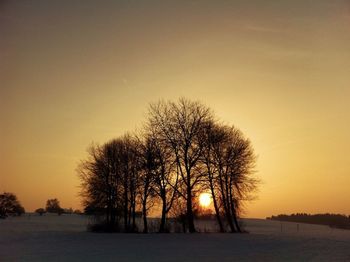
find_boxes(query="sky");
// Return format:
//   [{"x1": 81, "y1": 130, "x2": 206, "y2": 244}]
[{"x1": 1, "y1": 0, "x2": 349, "y2": 218}]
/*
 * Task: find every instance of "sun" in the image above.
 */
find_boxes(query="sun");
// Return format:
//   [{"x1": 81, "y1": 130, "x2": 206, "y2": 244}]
[{"x1": 199, "y1": 193, "x2": 212, "y2": 208}]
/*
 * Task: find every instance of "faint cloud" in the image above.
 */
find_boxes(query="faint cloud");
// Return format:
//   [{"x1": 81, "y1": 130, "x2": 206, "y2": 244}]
[{"x1": 245, "y1": 25, "x2": 282, "y2": 33}]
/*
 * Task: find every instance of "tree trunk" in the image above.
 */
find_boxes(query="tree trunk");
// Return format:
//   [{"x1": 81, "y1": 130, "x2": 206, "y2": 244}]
[
  {"x1": 225, "y1": 205, "x2": 235, "y2": 232},
  {"x1": 206, "y1": 164, "x2": 225, "y2": 233},
  {"x1": 159, "y1": 192, "x2": 167, "y2": 232},
  {"x1": 110, "y1": 202, "x2": 116, "y2": 228},
  {"x1": 142, "y1": 198, "x2": 148, "y2": 233},
  {"x1": 218, "y1": 170, "x2": 235, "y2": 232},
  {"x1": 187, "y1": 187, "x2": 196, "y2": 233},
  {"x1": 123, "y1": 187, "x2": 128, "y2": 232},
  {"x1": 210, "y1": 185, "x2": 224, "y2": 232},
  {"x1": 132, "y1": 196, "x2": 136, "y2": 232},
  {"x1": 232, "y1": 210, "x2": 241, "y2": 233},
  {"x1": 228, "y1": 182, "x2": 241, "y2": 233},
  {"x1": 230, "y1": 196, "x2": 241, "y2": 233}
]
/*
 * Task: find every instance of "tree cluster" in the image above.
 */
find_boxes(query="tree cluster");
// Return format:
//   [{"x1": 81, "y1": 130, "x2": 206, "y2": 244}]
[
  {"x1": 78, "y1": 98, "x2": 258, "y2": 233},
  {"x1": 0, "y1": 192, "x2": 25, "y2": 218},
  {"x1": 36, "y1": 198, "x2": 78, "y2": 216}
]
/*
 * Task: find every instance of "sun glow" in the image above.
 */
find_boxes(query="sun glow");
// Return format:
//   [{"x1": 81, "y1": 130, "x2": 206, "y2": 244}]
[{"x1": 199, "y1": 193, "x2": 212, "y2": 208}]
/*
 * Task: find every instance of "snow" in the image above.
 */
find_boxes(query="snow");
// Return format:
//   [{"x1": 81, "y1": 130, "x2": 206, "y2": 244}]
[{"x1": 1, "y1": 214, "x2": 349, "y2": 261}]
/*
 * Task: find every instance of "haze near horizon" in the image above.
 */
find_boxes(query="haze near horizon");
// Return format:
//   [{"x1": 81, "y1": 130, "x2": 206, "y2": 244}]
[{"x1": 1, "y1": 0, "x2": 349, "y2": 218}]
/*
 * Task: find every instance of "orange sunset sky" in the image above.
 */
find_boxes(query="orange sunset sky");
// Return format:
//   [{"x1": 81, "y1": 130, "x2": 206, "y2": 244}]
[{"x1": 1, "y1": 0, "x2": 349, "y2": 218}]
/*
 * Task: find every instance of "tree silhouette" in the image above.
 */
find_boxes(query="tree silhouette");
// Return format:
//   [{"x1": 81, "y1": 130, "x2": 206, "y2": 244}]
[
  {"x1": 35, "y1": 208, "x2": 46, "y2": 216},
  {"x1": 78, "y1": 98, "x2": 259, "y2": 233},
  {"x1": 202, "y1": 124, "x2": 257, "y2": 232},
  {"x1": 139, "y1": 135, "x2": 157, "y2": 233},
  {"x1": 78, "y1": 135, "x2": 143, "y2": 232},
  {"x1": 148, "y1": 98, "x2": 213, "y2": 233},
  {"x1": 142, "y1": 132, "x2": 178, "y2": 233},
  {"x1": 0, "y1": 192, "x2": 25, "y2": 218},
  {"x1": 78, "y1": 141, "x2": 122, "y2": 231},
  {"x1": 46, "y1": 198, "x2": 63, "y2": 215}
]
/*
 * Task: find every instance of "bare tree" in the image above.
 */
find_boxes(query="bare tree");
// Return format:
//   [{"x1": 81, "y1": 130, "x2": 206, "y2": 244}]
[
  {"x1": 203, "y1": 124, "x2": 257, "y2": 232},
  {"x1": 201, "y1": 122, "x2": 225, "y2": 232},
  {"x1": 77, "y1": 142, "x2": 120, "y2": 228},
  {"x1": 78, "y1": 135, "x2": 143, "y2": 232},
  {"x1": 143, "y1": 131, "x2": 179, "y2": 232},
  {"x1": 120, "y1": 135, "x2": 142, "y2": 232},
  {"x1": 148, "y1": 98, "x2": 213, "y2": 232},
  {"x1": 137, "y1": 135, "x2": 156, "y2": 233}
]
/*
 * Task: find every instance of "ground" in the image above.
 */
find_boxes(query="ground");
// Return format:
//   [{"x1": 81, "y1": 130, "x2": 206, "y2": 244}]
[{"x1": 0, "y1": 214, "x2": 349, "y2": 261}]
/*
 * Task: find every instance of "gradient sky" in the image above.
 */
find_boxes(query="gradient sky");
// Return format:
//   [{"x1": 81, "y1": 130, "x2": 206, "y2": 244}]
[{"x1": 1, "y1": 0, "x2": 349, "y2": 218}]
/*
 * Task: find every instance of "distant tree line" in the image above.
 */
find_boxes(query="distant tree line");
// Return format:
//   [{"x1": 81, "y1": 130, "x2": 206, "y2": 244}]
[
  {"x1": 35, "y1": 198, "x2": 82, "y2": 216},
  {"x1": 78, "y1": 98, "x2": 259, "y2": 233},
  {"x1": 0, "y1": 193, "x2": 80, "y2": 218},
  {"x1": 267, "y1": 213, "x2": 350, "y2": 230}
]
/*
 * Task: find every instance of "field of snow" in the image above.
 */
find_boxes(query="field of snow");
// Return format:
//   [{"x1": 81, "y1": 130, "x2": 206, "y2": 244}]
[{"x1": 1, "y1": 214, "x2": 349, "y2": 261}]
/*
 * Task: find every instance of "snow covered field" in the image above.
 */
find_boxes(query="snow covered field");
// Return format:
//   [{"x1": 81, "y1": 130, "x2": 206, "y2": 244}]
[{"x1": 1, "y1": 214, "x2": 349, "y2": 261}]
